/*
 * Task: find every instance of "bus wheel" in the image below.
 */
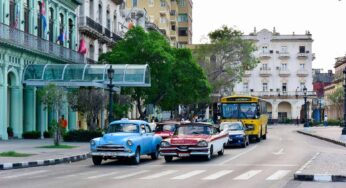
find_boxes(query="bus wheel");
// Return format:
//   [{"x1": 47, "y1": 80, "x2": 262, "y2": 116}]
[
  {"x1": 256, "y1": 130, "x2": 261, "y2": 142},
  {"x1": 262, "y1": 133, "x2": 267, "y2": 140}
]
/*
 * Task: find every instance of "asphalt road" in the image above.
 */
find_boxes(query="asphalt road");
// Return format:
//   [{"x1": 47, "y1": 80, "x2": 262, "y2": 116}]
[{"x1": 1, "y1": 125, "x2": 345, "y2": 188}]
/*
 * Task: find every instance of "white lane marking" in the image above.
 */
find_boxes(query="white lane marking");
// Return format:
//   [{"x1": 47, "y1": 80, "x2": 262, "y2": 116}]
[
  {"x1": 113, "y1": 170, "x2": 150, "y2": 179},
  {"x1": 235, "y1": 164, "x2": 296, "y2": 167},
  {"x1": 273, "y1": 148, "x2": 284, "y2": 155},
  {"x1": 233, "y1": 170, "x2": 262, "y2": 180},
  {"x1": 2, "y1": 170, "x2": 48, "y2": 179},
  {"x1": 171, "y1": 170, "x2": 206, "y2": 180},
  {"x1": 57, "y1": 171, "x2": 99, "y2": 179},
  {"x1": 86, "y1": 171, "x2": 119, "y2": 179},
  {"x1": 218, "y1": 145, "x2": 258, "y2": 165},
  {"x1": 266, "y1": 170, "x2": 291, "y2": 180},
  {"x1": 296, "y1": 152, "x2": 320, "y2": 174},
  {"x1": 140, "y1": 170, "x2": 178, "y2": 180},
  {"x1": 202, "y1": 170, "x2": 233, "y2": 180}
]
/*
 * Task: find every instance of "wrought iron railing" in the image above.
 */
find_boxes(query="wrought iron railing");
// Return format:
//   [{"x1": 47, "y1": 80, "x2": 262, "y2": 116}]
[
  {"x1": 0, "y1": 22, "x2": 85, "y2": 64},
  {"x1": 85, "y1": 17, "x2": 103, "y2": 34},
  {"x1": 104, "y1": 28, "x2": 111, "y2": 38}
]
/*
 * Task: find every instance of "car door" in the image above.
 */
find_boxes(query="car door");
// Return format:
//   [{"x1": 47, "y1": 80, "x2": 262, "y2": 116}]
[
  {"x1": 140, "y1": 124, "x2": 151, "y2": 154},
  {"x1": 145, "y1": 124, "x2": 155, "y2": 153}
]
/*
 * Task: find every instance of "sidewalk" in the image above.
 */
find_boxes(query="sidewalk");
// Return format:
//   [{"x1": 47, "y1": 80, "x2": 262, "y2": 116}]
[
  {"x1": 0, "y1": 139, "x2": 90, "y2": 170},
  {"x1": 295, "y1": 126, "x2": 346, "y2": 182}
]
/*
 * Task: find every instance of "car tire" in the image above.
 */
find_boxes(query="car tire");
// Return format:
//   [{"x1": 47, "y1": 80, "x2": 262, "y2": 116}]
[
  {"x1": 92, "y1": 156, "x2": 102, "y2": 166},
  {"x1": 205, "y1": 146, "x2": 213, "y2": 161},
  {"x1": 241, "y1": 138, "x2": 247, "y2": 148},
  {"x1": 246, "y1": 136, "x2": 250, "y2": 146},
  {"x1": 217, "y1": 144, "x2": 224, "y2": 156},
  {"x1": 131, "y1": 148, "x2": 141, "y2": 165},
  {"x1": 151, "y1": 146, "x2": 159, "y2": 160},
  {"x1": 262, "y1": 133, "x2": 267, "y2": 140},
  {"x1": 164, "y1": 156, "x2": 173, "y2": 162}
]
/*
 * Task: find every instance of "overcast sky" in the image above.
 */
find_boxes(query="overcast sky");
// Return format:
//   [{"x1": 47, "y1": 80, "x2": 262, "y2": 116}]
[{"x1": 192, "y1": 0, "x2": 346, "y2": 72}]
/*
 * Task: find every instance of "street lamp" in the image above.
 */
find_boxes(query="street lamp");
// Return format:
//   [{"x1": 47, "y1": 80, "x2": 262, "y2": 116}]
[
  {"x1": 303, "y1": 86, "x2": 308, "y2": 127},
  {"x1": 342, "y1": 68, "x2": 346, "y2": 135},
  {"x1": 107, "y1": 65, "x2": 115, "y2": 124}
]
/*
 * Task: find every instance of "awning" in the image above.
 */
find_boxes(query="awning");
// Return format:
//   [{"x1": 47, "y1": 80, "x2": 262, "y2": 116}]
[{"x1": 22, "y1": 64, "x2": 151, "y2": 90}]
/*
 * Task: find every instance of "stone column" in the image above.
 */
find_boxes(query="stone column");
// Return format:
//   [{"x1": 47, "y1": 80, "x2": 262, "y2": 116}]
[
  {"x1": 0, "y1": 66, "x2": 5, "y2": 140},
  {"x1": 68, "y1": 107, "x2": 77, "y2": 130},
  {"x1": 36, "y1": 94, "x2": 48, "y2": 139},
  {"x1": 10, "y1": 87, "x2": 22, "y2": 138},
  {"x1": 272, "y1": 101, "x2": 278, "y2": 123},
  {"x1": 1, "y1": 64, "x2": 8, "y2": 140},
  {"x1": 23, "y1": 87, "x2": 36, "y2": 131}
]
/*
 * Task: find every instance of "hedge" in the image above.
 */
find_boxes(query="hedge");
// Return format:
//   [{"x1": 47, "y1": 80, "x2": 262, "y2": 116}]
[
  {"x1": 63, "y1": 130, "x2": 103, "y2": 142},
  {"x1": 22, "y1": 131, "x2": 52, "y2": 139}
]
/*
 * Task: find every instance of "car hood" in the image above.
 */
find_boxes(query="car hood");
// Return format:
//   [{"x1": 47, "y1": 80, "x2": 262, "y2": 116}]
[
  {"x1": 170, "y1": 135, "x2": 211, "y2": 145},
  {"x1": 226, "y1": 130, "x2": 245, "y2": 136},
  {"x1": 101, "y1": 133, "x2": 140, "y2": 144}
]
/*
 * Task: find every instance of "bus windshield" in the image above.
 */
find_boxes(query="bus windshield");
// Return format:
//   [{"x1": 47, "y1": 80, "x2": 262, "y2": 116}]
[{"x1": 222, "y1": 103, "x2": 258, "y2": 119}]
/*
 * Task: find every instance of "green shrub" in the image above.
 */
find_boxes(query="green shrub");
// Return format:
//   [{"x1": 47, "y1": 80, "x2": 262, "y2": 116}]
[
  {"x1": 22, "y1": 131, "x2": 40, "y2": 139},
  {"x1": 44, "y1": 131, "x2": 51, "y2": 138},
  {"x1": 7, "y1": 127, "x2": 13, "y2": 137},
  {"x1": 63, "y1": 130, "x2": 103, "y2": 142},
  {"x1": 327, "y1": 119, "x2": 342, "y2": 126}
]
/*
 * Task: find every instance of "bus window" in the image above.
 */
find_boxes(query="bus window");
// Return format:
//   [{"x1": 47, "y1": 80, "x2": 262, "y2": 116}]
[
  {"x1": 239, "y1": 103, "x2": 257, "y2": 119},
  {"x1": 221, "y1": 104, "x2": 238, "y2": 119}
]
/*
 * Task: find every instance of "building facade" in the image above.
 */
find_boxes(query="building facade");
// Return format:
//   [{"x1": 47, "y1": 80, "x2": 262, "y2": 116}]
[
  {"x1": 125, "y1": 0, "x2": 192, "y2": 47},
  {"x1": 234, "y1": 29, "x2": 315, "y2": 123},
  {"x1": 0, "y1": 0, "x2": 83, "y2": 140}
]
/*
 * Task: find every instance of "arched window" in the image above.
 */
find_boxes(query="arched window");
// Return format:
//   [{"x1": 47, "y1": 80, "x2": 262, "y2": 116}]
[
  {"x1": 59, "y1": 13, "x2": 64, "y2": 46},
  {"x1": 37, "y1": 1, "x2": 43, "y2": 37},
  {"x1": 68, "y1": 18, "x2": 73, "y2": 49},
  {"x1": 24, "y1": 0, "x2": 30, "y2": 33},
  {"x1": 106, "y1": 9, "x2": 110, "y2": 29},
  {"x1": 97, "y1": 3, "x2": 102, "y2": 24},
  {"x1": 9, "y1": 0, "x2": 15, "y2": 27},
  {"x1": 49, "y1": 8, "x2": 54, "y2": 42},
  {"x1": 89, "y1": 44, "x2": 94, "y2": 60},
  {"x1": 89, "y1": 0, "x2": 94, "y2": 19},
  {"x1": 113, "y1": 11, "x2": 117, "y2": 33}
]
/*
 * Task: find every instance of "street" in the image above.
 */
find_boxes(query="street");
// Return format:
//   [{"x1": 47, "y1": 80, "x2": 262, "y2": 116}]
[{"x1": 0, "y1": 125, "x2": 345, "y2": 188}]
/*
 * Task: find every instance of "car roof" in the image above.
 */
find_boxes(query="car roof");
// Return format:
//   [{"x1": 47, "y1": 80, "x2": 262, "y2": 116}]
[
  {"x1": 179, "y1": 122, "x2": 214, "y2": 127},
  {"x1": 157, "y1": 121, "x2": 181, "y2": 125},
  {"x1": 220, "y1": 121, "x2": 243, "y2": 125},
  {"x1": 109, "y1": 119, "x2": 148, "y2": 125}
]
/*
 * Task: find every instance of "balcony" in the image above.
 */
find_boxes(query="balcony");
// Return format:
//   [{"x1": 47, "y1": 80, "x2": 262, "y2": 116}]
[
  {"x1": 278, "y1": 52, "x2": 290, "y2": 59},
  {"x1": 236, "y1": 91, "x2": 317, "y2": 99},
  {"x1": 296, "y1": 69, "x2": 309, "y2": 77},
  {"x1": 259, "y1": 52, "x2": 272, "y2": 59},
  {"x1": 297, "y1": 52, "x2": 309, "y2": 59},
  {"x1": 244, "y1": 70, "x2": 251, "y2": 77},
  {"x1": 78, "y1": 17, "x2": 112, "y2": 44},
  {"x1": 259, "y1": 68, "x2": 271, "y2": 77},
  {"x1": 278, "y1": 69, "x2": 290, "y2": 77},
  {"x1": 0, "y1": 22, "x2": 84, "y2": 64}
]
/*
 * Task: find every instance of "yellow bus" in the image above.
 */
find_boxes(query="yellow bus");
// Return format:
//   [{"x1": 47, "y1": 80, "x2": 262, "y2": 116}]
[{"x1": 219, "y1": 95, "x2": 268, "y2": 142}]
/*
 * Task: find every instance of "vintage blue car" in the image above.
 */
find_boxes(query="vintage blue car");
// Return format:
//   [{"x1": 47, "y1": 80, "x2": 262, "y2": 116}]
[{"x1": 90, "y1": 119, "x2": 162, "y2": 165}]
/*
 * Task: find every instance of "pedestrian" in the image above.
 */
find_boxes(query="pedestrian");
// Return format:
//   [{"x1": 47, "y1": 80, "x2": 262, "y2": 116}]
[
  {"x1": 59, "y1": 115, "x2": 68, "y2": 130},
  {"x1": 324, "y1": 114, "x2": 328, "y2": 127},
  {"x1": 296, "y1": 116, "x2": 299, "y2": 126}
]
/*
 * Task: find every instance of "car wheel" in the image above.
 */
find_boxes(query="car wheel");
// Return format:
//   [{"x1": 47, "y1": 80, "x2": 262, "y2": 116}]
[
  {"x1": 92, "y1": 156, "x2": 102, "y2": 166},
  {"x1": 205, "y1": 146, "x2": 213, "y2": 161},
  {"x1": 131, "y1": 148, "x2": 141, "y2": 165},
  {"x1": 241, "y1": 138, "x2": 247, "y2": 148},
  {"x1": 164, "y1": 156, "x2": 173, "y2": 162},
  {"x1": 151, "y1": 146, "x2": 159, "y2": 160},
  {"x1": 217, "y1": 144, "x2": 224, "y2": 156},
  {"x1": 246, "y1": 136, "x2": 250, "y2": 146}
]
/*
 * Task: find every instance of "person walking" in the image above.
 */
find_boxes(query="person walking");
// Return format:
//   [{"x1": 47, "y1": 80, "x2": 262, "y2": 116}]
[
  {"x1": 296, "y1": 116, "x2": 299, "y2": 126},
  {"x1": 324, "y1": 114, "x2": 328, "y2": 127}
]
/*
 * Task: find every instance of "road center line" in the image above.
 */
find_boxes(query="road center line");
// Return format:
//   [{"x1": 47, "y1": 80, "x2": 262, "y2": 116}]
[
  {"x1": 202, "y1": 170, "x2": 233, "y2": 180},
  {"x1": 171, "y1": 170, "x2": 205, "y2": 180},
  {"x1": 266, "y1": 170, "x2": 291, "y2": 180},
  {"x1": 234, "y1": 170, "x2": 262, "y2": 180},
  {"x1": 140, "y1": 170, "x2": 178, "y2": 179},
  {"x1": 86, "y1": 171, "x2": 119, "y2": 179},
  {"x1": 218, "y1": 145, "x2": 258, "y2": 165}
]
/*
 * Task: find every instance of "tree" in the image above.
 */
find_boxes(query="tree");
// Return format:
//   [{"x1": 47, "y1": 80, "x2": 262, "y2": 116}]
[
  {"x1": 37, "y1": 84, "x2": 65, "y2": 146},
  {"x1": 67, "y1": 88, "x2": 107, "y2": 130},
  {"x1": 193, "y1": 25, "x2": 259, "y2": 95},
  {"x1": 327, "y1": 86, "x2": 344, "y2": 120}
]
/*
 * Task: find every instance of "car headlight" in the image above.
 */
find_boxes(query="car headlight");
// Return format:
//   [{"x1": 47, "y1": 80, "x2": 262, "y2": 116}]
[
  {"x1": 90, "y1": 140, "x2": 96, "y2": 146},
  {"x1": 160, "y1": 141, "x2": 171, "y2": 147},
  {"x1": 197, "y1": 140, "x2": 208, "y2": 147},
  {"x1": 127, "y1": 140, "x2": 133, "y2": 146}
]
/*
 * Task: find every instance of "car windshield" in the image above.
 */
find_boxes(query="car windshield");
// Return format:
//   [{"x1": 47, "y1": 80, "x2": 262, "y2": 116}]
[
  {"x1": 222, "y1": 103, "x2": 258, "y2": 119},
  {"x1": 220, "y1": 123, "x2": 243, "y2": 132},
  {"x1": 155, "y1": 124, "x2": 176, "y2": 132},
  {"x1": 174, "y1": 125, "x2": 211, "y2": 136},
  {"x1": 107, "y1": 123, "x2": 139, "y2": 133}
]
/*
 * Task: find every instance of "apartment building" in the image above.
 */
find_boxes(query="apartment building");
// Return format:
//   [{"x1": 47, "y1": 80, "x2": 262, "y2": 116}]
[{"x1": 234, "y1": 28, "x2": 315, "y2": 123}]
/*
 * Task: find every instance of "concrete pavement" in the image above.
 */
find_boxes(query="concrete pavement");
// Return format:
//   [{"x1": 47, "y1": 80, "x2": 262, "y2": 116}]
[
  {"x1": 0, "y1": 139, "x2": 89, "y2": 170},
  {"x1": 0, "y1": 125, "x2": 345, "y2": 188}
]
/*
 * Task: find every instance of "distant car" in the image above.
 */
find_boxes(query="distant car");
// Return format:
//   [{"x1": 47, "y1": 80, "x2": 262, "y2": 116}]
[
  {"x1": 160, "y1": 122, "x2": 228, "y2": 162},
  {"x1": 90, "y1": 119, "x2": 162, "y2": 165},
  {"x1": 154, "y1": 121, "x2": 179, "y2": 139},
  {"x1": 220, "y1": 121, "x2": 249, "y2": 148}
]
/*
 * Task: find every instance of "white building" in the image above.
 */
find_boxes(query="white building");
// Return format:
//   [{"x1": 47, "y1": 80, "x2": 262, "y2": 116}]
[{"x1": 234, "y1": 28, "x2": 315, "y2": 123}]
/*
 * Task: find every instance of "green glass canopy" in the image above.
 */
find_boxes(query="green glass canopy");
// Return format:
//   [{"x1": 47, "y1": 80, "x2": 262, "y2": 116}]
[{"x1": 23, "y1": 64, "x2": 151, "y2": 90}]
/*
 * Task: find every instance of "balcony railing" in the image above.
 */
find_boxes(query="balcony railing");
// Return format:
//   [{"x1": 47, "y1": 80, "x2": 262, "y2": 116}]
[
  {"x1": 86, "y1": 17, "x2": 103, "y2": 34},
  {"x1": 278, "y1": 52, "x2": 290, "y2": 59},
  {"x1": 104, "y1": 28, "x2": 111, "y2": 38},
  {"x1": 278, "y1": 69, "x2": 290, "y2": 77},
  {"x1": 236, "y1": 91, "x2": 316, "y2": 98},
  {"x1": 297, "y1": 68, "x2": 309, "y2": 77},
  {"x1": 87, "y1": 58, "x2": 97, "y2": 64},
  {"x1": 259, "y1": 52, "x2": 272, "y2": 58},
  {"x1": 259, "y1": 68, "x2": 271, "y2": 76},
  {"x1": 297, "y1": 52, "x2": 309, "y2": 58},
  {"x1": 0, "y1": 22, "x2": 84, "y2": 64}
]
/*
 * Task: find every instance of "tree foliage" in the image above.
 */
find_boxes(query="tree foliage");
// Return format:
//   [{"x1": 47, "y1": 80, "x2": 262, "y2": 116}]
[
  {"x1": 193, "y1": 25, "x2": 259, "y2": 95},
  {"x1": 327, "y1": 86, "x2": 344, "y2": 119},
  {"x1": 100, "y1": 26, "x2": 211, "y2": 118}
]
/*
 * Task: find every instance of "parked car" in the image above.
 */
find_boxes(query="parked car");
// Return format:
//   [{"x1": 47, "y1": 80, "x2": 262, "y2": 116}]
[
  {"x1": 160, "y1": 122, "x2": 228, "y2": 162},
  {"x1": 154, "y1": 121, "x2": 179, "y2": 139},
  {"x1": 90, "y1": 119, "x2": 162, "y2": 165},
  {"x1": 220, "y1": 121, "x2": 249, "y2": 148}
]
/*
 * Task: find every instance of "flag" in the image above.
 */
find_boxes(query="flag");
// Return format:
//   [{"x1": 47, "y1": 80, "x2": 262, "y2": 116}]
[
  {"x1": 41, "y1": 0, "x2": 47, "y2": 32},
  {"x1": 78, "y1": 38, "x2": 87, "y2": 55}
]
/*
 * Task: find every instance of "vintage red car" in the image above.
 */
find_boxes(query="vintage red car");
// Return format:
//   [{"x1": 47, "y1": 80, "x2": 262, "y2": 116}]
[
  {"x1": 159, "y1": 123, "x2": 228, "y2": 162},
  {"x1": 154, "y1": 121, "x2": 179, "y2": 139}
]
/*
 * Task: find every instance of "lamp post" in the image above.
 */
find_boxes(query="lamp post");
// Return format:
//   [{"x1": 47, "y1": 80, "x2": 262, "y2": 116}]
[
  {"x1": 342, "y1": 68, "x2": 346, "y2": 135},
  {"x1": 107, "y1": 65, "x2": 115, "y2": 124},
  {"x1": 303, "y1": 86, "x2": 308, "y2": 127}
]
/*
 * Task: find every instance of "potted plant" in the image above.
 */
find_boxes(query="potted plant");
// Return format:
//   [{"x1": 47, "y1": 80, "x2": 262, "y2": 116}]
[{"x1": 7, "y1": 127, "x2": 13, "y2": 138}]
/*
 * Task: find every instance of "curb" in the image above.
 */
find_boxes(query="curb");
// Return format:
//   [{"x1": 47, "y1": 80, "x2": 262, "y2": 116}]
[
  {"x1": 294, "y1": 174, "x2": 346, "y2": 182},
  {"x1": 297, "y1": 130, "x2": 346, "y2": 147},
  {"x1": 0, "y1": 153, "x2": 90, "y2": 170}
]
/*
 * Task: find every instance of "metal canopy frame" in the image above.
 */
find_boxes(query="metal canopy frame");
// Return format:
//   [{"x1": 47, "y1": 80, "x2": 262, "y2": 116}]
[{"x1": 22, "y1": 64, "x2": 151, "y2": 90}]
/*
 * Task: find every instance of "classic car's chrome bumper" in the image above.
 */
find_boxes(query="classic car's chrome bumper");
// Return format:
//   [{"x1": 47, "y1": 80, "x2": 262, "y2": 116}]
[
  {"x1": 160, "y1": 147, "x2": 209, "y2": 156},
  {"x1": 91, "y1": 151, "x2": 135, "y2": 157}
]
